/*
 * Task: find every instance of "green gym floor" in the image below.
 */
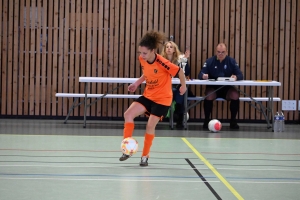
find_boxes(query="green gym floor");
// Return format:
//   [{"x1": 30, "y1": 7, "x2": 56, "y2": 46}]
[{"x1": 0, "y1": 119, "x2": 299, "y2": 200}]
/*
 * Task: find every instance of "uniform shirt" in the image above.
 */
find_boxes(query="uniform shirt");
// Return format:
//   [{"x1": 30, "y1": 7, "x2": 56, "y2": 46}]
[
  {"x1": 139, "y1": 54, "x2": 180, "y2": 106},
  {"x1": 198, "y1": 56, "x2": 243, "y2": 80}
]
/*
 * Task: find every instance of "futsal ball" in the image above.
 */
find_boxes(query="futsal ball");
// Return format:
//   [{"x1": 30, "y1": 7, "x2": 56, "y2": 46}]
[
  {"x1": 121, "y1": 137, "x2": 138, "y2": 156},
  {"x1": 208, "y1": 119, "x2": 222, "y2": 132}
]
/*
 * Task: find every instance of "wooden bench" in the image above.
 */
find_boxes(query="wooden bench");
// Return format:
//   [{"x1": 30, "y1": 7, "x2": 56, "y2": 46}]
[
  {"x1": 55, "y1": 93, "x2": 141, "y2": 124},
  {"x1": 56, "y1": 93, "x2": 280, "y2": 129}
]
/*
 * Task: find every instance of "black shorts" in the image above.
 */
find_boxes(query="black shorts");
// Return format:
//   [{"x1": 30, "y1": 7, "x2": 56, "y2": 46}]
[
  {"x1": 206, "y1": 85, "x2": 237, "y2": 99},
  {"x1": 135, "y1": 96, "x2": 170, "y2": 118}
]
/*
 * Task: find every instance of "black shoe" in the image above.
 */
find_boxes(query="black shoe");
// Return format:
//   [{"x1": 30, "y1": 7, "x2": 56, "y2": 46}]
[
  {"x1": 230, "y1": 122, "x2": 239, "y2": 129},
  {"x1": 140, "y1": 156, "x2": 148, "y2": 167},
  {"x1": 119, "y1": 154, "x2": 130, "y2": 161},
  {"x1": 203, "y1": 119, "x2": 209, "y2": 129}
]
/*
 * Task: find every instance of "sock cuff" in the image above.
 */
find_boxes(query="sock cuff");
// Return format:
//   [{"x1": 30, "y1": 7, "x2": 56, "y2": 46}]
[
  {"x1": 145, "y1": 133, "x2": 155, "y2": 140},
  {"x1": 124, "y1": 122, "x2": 134, "y2": 129}
]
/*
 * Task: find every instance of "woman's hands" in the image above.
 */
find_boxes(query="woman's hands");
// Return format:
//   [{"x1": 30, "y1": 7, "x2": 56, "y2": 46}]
[{"x1": 128, "y1": 83, "x2": 138, "y2": 92}]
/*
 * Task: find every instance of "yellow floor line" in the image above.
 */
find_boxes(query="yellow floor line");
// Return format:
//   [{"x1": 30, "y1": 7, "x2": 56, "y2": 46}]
[{"x1": 182, "y1": 138, "x2": 244, "y2": 200}]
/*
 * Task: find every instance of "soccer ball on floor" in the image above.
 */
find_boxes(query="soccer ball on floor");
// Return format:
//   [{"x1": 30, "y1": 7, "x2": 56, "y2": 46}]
[
  {"x1": 208, "y1": 119, "x2": 222, "y2": 132},
  {"x1": 121, "y1": 137, "x2": 138, "y2": 156}
]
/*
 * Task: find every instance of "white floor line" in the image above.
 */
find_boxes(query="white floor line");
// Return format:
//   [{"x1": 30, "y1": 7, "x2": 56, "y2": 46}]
[
  {"x1": 0, "y1": 177, "x2": 220, "y2": 182},
  {"x1": 0, "y1": 164, "x2": 299, "y2": 172}
]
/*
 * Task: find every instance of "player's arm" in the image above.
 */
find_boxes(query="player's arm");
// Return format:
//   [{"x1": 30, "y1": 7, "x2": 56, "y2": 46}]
[
  {"x1": 128, "y1": 75, "x2": 145, "y2": 92},
  {"x1": 177, "y1": 68, "x2": 187, "y2": 95},
  {"x1": 135, "y1": 74, "x2": 145, "y2": 86}
]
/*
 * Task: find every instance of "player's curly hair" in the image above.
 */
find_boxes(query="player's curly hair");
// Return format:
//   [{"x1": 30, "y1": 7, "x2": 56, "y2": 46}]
[
  {"x1": 160, "y1": 41, "x2": 182, "y2": 64},
  {"x1": 139, "y1": 30, "x2": 166, "y2": 50}
]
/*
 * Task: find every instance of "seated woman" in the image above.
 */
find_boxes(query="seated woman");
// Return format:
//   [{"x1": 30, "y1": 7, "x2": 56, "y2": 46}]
[{"x1": 161, "y1": 41, "x2": 191, "y2": 128}]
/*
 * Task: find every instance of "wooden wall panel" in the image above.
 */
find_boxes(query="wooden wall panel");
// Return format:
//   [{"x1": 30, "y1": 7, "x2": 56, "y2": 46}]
[
  {"x1": 0, "y1": 0, "x2": 299, "y2": 122},
  {"x1": 57, "y1": 0, "x2": 63, "y2": 116},
  {"x1": 295, "y1": 1, "x2": 300, "y2": 121},
  {"x1": 46, "y1": 0, "x2": 53, "y2": 116},
  {"x1": 63, "y1": 0, "x2": 70, "y2": 116},
  {"x1": 1, "y1": 0, "x2": 7, "y2": 115},
  {"x1": 40, "y1": 0, "x2": 47, "y2": 116},
  {"x1": 7, "y1": 0, "x2": 13, "y2": 115},
  {"x1": 13, "y1": 0, "x2": 19, "y2": 115},
  {"x1": 35, "y1": 0, "x2": 41, "y2": 115},
  {"x1": 18, "y1": 0, "x2": 25, "y2": 115},
  {"x1": 0, "y1": 0, "x2": 2, "y2": 115}
]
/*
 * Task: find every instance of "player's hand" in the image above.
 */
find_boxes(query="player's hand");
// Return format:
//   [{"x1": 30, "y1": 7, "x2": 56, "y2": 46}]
[
  {"x1": 179, "y1": 85, "x2": 187, "y2": 95},
  {"x1": 202, "y1": 74, "x2": 209, "y2": 80},
  {"x1": 128, "y1": 83, "x2": 137, "y2": 92}
]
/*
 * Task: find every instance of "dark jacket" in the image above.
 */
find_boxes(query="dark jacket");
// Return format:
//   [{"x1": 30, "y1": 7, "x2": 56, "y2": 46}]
[{"x1": 198, "y1": 56, "x2": 243, "y2": 80}]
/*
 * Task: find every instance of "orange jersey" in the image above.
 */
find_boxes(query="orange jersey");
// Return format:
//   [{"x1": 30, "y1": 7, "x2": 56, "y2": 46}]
[{"x1": 139, "y1": 54, "x2": 180, "y2": 106}]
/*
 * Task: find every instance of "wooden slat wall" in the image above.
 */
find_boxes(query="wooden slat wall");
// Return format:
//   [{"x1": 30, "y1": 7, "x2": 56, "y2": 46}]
[{"x1": 0, "y1": 0, "x2": 299, "y2": 122}]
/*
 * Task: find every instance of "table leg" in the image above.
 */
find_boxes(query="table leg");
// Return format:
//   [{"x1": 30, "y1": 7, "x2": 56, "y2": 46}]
[
  {"x1": 64, "y1": 97, "x2": 79, "y2": 124},
  {"x1": 183, "y1": 87, "x2": 188, "y2": 130},
  {"x1": 268, "y1": 86, "x2": 275, "y2": 131},
  {"x1": 83, "y1": 82, "x2": 88, "y2": 128}
]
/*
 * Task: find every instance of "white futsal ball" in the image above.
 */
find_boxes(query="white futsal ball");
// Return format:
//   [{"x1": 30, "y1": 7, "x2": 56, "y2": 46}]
[
  {"x1": 121, "y1": 137, "x2": 138, "y2": 156},
  {"x1": 208, "y1": 119, "x2": 222, "y2": 132}
]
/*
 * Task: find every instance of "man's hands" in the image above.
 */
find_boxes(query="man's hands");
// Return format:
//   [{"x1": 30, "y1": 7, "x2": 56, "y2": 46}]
[
  {"x1": 231, "y1": 75, "x2": 237, "y2": 81},
  {"x1": 202, "y1": 73, "x2": 209, "y2": 80}
]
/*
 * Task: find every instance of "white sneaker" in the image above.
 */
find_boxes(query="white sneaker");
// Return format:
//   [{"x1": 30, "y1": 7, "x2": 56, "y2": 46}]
[{"x1": 139, "y1": 156, "x2": 148, "y2": 167}]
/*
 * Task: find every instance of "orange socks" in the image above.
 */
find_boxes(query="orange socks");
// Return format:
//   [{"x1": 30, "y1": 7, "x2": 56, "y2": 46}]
[
  {"x1": 142, "y1": 133, "x2": 155, "y2": 157},
  {"x1": 123, "y1": 122, "x2": 134, "y2": 139},
  {"x1": 124, "y1": 124, "x2": 155, "y2": 157}
]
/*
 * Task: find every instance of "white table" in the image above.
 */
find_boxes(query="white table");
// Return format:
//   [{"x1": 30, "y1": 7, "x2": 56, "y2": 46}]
[{"x1": 79, "y1": 77, "x2": 281, "y2": 129}]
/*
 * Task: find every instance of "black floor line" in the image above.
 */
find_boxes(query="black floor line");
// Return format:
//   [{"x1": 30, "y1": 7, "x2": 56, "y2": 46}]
[{"x1": 185, "y1": 158, "x2": 222, "y2": 200}]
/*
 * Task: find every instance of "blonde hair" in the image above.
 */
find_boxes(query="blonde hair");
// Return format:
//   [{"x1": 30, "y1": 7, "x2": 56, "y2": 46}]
[{"x1": 160, "y1": 41, "x2": 182, "y2": 64}]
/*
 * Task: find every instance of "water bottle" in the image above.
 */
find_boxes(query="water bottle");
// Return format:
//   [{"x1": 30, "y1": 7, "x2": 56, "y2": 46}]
[
  {"x1": 273, "y1": 112, "x2": 280, "y2": 132},
  {"x1": 280, "y1": 111, "x2": 285, "y2": 132}
]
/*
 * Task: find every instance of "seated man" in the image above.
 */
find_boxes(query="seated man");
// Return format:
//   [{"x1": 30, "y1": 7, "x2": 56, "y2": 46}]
[{"x1": 198, "y1": 43, "x2": 243, "y2": 129}]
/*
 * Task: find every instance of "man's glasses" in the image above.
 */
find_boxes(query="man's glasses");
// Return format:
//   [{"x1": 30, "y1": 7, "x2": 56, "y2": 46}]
[{"x1": 217, "y1": 51, "x2": 226, "y2": 55}]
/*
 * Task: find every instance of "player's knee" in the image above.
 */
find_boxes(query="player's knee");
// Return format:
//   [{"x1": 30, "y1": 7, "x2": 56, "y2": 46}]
[
  {"x1": 146, "y1": 124, "x2": 156, "y2": 133},
  {"x1": 124, "y1": 110, "x2": 134, "y2": 120}
]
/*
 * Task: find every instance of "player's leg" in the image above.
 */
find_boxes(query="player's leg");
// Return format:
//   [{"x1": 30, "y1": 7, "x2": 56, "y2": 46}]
[
  {"x1": 140, "y1": 101, "x2": 169, "y2": 167},
  {"x1": 123, "y1": 102, "x2": 146, "y2": 138},
  {"x1": 139, "y1": 115, "x2": 160, "y2": 167},
  {"x1": 226, "y1": 87, "x2": 240, "y2": 129},
  {"x1": 203, "y1": 86, "x2": 217, "y2": 129},
  {"x1": 120, "y1": 99, "x2": 147, "y2": 161}
]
